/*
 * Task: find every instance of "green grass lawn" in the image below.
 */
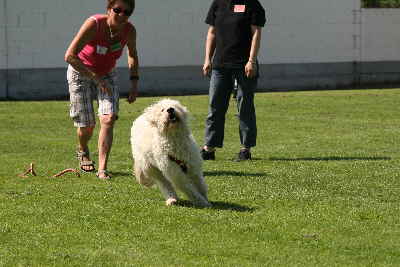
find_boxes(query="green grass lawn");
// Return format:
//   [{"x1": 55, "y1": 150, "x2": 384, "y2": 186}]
[{"x1": 0, "y1": 89, "x2": 399, "y2": 266}]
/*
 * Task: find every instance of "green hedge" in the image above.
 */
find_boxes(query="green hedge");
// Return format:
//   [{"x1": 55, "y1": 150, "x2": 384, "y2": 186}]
[{"x1": 363, "y1": 0, "x2": 400, "y2": 7}]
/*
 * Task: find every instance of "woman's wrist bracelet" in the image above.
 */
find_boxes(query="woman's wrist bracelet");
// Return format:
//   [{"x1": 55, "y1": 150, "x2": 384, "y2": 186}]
[{"x1": 130, "y1": 75, "x2": 139, "y2": 81}]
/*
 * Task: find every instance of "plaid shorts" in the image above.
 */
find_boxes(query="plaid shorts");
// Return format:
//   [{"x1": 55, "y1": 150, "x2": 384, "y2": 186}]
[{"x1": 67, "y1": 65, "x2": 119, "y2": 127}]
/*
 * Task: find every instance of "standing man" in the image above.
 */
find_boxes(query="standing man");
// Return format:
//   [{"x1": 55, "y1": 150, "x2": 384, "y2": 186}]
[{"x1": 201, "y1": 0, "x2": 266, "y2": 161}]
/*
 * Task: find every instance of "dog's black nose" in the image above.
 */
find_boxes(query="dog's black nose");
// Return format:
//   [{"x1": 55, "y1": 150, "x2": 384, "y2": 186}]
[{"x1": 167, "y1": 107, "x2": 178, "y2": 122}]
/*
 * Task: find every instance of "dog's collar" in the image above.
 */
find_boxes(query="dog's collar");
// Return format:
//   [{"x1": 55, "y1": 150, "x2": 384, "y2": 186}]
[{"x1": 168, "y1": 155, "x2": 188, "y2": 173}]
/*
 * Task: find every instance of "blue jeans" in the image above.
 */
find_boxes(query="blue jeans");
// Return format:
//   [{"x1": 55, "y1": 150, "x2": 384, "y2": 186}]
[{"x1": 204, "y1": 68, "x2": 257, "y2": 148}]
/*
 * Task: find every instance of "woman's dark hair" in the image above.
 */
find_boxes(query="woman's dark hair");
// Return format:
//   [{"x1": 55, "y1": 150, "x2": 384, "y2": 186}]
[{"x1": 107, "y1": 0, "x2": 135, "y2": 14}]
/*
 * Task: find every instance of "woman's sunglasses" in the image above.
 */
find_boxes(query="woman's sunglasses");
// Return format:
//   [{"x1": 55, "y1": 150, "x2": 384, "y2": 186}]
[{"x1": 112, "y1": 7, "x2": 132, "y2": 16}]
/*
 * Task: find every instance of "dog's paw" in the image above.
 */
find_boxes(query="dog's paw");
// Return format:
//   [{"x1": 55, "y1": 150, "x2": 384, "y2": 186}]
[{"x1": 166, "y1": 198, "x2": 178, "y2": 206}]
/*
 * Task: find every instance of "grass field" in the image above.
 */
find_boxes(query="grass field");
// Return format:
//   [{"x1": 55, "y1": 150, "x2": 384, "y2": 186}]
[{"x1": 0, "y1": 88, "x2": 399, "y2": 266}]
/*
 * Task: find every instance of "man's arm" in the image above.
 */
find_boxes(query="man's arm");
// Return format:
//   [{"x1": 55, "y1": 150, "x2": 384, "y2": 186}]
[
  {"x1": 245, "y1": 25, "x2": 262, "y2": 78},
  {"x1": 203, "y1": 26, "x2": 216, "y2": 76}
]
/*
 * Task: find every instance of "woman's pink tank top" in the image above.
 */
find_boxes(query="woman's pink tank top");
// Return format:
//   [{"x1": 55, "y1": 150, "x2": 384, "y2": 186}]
[{"x1": 78, "y1": 14, "x2": 131, "y2": 76}]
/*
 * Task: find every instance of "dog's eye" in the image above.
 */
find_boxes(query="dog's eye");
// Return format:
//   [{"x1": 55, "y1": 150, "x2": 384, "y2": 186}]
[{"x1": 161, "y1": 109, "x2": 164, "y2": 112}]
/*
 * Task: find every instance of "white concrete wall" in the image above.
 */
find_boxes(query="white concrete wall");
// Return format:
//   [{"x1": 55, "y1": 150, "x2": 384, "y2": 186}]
[
  {"x1": 1, "y1": 0, "x2": 105, "y2": 69},
  {"x1": 0, "y1": 0, "x2": 210, "y2": 69},
  {"x1": 264, "y1": 0, "x2": 358, "y2": 63},
  {"x1": 361, "y1": 9, "x2": 400, "y2": 61},
  {"x1": 0, "y1": 0, "x2": 7, "y2": 69},
  {"x1": 1, "y1": 0, "x2": 400, "y2": 100},
  {"x1": 1, "y1": 0, "x2": 400, "y2": 70},
  {"x1": 132, "y1": 1, "x2": 209, "y2": 66}
]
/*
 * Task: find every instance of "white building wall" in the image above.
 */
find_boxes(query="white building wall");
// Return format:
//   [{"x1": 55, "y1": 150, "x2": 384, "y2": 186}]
[
  {"x1": 361, "y1": 9, "x2": 400, "y2": 61},
  {"x1": 1, "y1": 0, "x2": 400, "y2": 99},
  {"x1": 2, "y1": 0, "x2": 400, "y2": 68},
  {"x1": 2, "y1": 0, "x2": 104, "y2": 69},
  {"x1": 263, "y1": 0, "x2": 357, "y2": 64},
  {"x1": 0, "y1": 0, "x2": 7, "y2": 70},
  {"x1": 0, "y1": 0, "x2": 360, "y2": 69},
  {"x1": 1, "y1": 0, "x2": 210, "y2": 69}
]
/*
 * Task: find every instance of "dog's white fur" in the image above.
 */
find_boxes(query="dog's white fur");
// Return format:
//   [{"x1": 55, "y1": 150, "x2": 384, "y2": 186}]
[{"x1": 131, "y1": 99, "x2": 210, "y2": 207}]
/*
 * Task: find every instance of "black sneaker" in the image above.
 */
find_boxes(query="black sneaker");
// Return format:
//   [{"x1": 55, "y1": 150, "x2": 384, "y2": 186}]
[
  {"x1": 233, "y1": 149, "x2": 251, "y2": 161},
  {"x1": 201, "y1": 149, "x2": 215, "y2": 160}
]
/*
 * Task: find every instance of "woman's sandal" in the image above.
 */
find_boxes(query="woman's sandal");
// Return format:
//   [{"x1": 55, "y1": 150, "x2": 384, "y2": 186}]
[
  {"x1": 96, "y1": 170, "x2": 111, "y2": 180},
  {"x1": 76, "y1": 149, "x2": 96, "y2": 173}
]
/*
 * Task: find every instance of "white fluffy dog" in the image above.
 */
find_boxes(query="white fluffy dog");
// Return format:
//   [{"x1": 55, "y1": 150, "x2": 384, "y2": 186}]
[{"x1": 131, "y1": 99, "x2": 210, "y2": 207}]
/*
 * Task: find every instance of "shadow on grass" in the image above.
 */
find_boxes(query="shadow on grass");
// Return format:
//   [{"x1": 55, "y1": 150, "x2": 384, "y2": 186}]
[
  {"x1": 112, "y1": 171, "x2": 266, "y2": 178},
  {"x1": 109, "y1": 171, "x2": 132, "y2": 177},
  {"x1": 269, "y1": 156, "x2": 391, "y2": 161},
  {"x1": 176, "y1": 199, "x2": 254, "y2": 212},
  {"x1": 210, "y1": 201, "x2": 254, "y2": 212},
  {"x1": 204, "y1": 171, "x2": 266, "y2": 177}
]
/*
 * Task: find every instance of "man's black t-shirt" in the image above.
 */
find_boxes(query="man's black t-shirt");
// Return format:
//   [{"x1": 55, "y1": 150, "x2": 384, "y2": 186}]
[{"x1": 205, "y1": 0, "x2": 266, "y2": 68}]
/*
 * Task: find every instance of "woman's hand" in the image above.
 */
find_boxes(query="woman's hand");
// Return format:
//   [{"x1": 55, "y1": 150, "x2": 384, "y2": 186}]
[
  {"x1": 245, "y1": 61, "x2": 257, "y2": 78},
  {"x1": 127, "y1": 86, "x2": 138, "y2": 103},
  {"x1": 95, "y1": 78, "x2": 112, "y2": 96}
]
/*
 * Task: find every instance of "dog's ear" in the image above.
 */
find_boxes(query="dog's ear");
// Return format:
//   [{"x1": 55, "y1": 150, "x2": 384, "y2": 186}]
[
  {"x1": 144, "y1": 105, "x2": 159, "y2": 126},
  {"x1": 176, "y1": 104, "x2": 189, "y2": 122},
  {"x1": 179, "y1": 104, "x2": 188, "y2": 114}
]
